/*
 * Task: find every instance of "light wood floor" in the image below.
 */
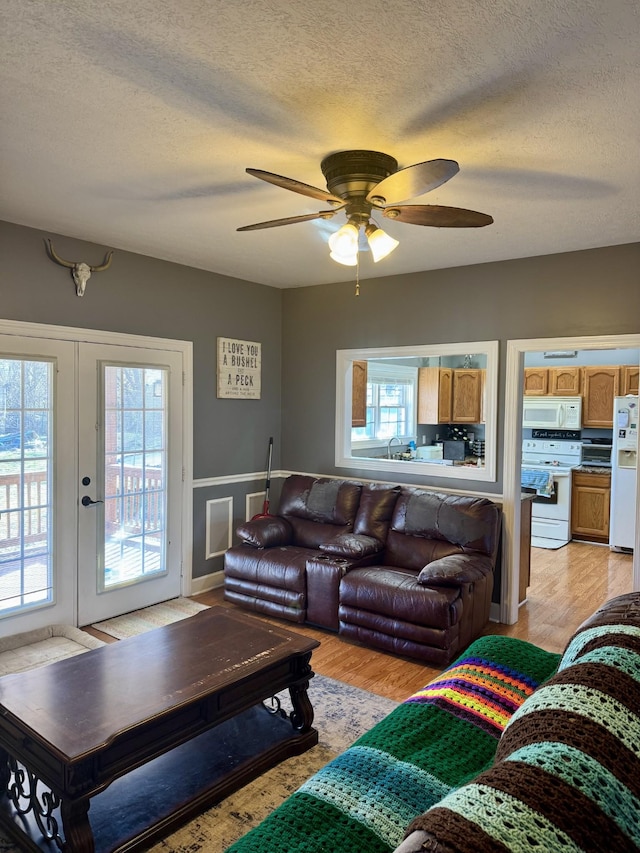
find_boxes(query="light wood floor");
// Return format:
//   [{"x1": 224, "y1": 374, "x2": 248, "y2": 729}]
[{"x1": 190, "y1": 541, "x2": 633, "y2": 702}]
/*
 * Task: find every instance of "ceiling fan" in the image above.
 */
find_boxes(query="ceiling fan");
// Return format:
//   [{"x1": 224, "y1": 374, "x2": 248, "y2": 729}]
[{"x1": 238, "y1": 150, "x2": 493, "y2": 267}]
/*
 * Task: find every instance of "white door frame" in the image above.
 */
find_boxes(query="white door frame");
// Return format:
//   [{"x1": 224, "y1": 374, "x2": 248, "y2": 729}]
[
  {"x1": 502, "y1": 333, "x2": 640, "y2": 625},
  {"x1": 0, "y1": 318, "x2": 194, "y2": 607}
]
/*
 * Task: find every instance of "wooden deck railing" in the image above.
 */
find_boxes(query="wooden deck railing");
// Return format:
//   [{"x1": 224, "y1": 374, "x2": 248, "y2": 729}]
[
  {"x1": 0, "y1": 466, "x2": 163, "y2": 551},
  {"x1": 0, "y1": 471, "x2": 49, "y2": 549},
  {"x1": 105, "y1": 465, "x2": 164, "y2": 535}
]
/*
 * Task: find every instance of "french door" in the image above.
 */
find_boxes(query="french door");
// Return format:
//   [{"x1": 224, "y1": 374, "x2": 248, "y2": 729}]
[
  {"x1": 0, "y1": 337, "x2": 76, "y2": 633},
  {"x1": 77, "y1": 343, "x2": 183, "y2": 624},
  {"x1": 0, "y1": 329, "x2": 186, "y2": 636}
]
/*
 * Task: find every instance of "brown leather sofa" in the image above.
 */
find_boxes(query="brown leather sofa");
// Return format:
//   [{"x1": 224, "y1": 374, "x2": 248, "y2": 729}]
[{"x1": 223, "y1": 474, "x2": 501, "y2": 664}]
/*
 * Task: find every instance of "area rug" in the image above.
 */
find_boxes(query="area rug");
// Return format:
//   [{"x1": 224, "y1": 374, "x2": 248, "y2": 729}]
[
  {"x1": 90, "y1": 597, "x2": 209, "y2": 639},
  {"x1": 148, "y1": 674, "x2": 399, "y2": 852},
  {"x1": 0, "y1": 673, "x2": 397, "y2": 853},
  {"x1": 0, "y1": 623, "x2": 104, "y2": 676}
]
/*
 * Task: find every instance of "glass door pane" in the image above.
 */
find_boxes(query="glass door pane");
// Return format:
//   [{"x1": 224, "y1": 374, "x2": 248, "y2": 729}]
[
  {"x1": 0, "y1": 357, "x2": 53, "y2": 613},
  {"x1": 102, "y1": 365, "x2": 168, "y2": 589},
  {"x1": 0, "y1": 336, "x2": 75, "y2": 637}
]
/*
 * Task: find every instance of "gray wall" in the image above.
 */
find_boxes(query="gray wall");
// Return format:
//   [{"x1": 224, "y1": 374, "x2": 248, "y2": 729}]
[
  {"x1": 281, "y1": 242, "x2": 640, "y2": 495},
  {"x1": 0, "y1": 220, "x2": 282, "y2": 578},
  {"x1": 2, "y1": 219, "x2": 639, "y2": 582}
]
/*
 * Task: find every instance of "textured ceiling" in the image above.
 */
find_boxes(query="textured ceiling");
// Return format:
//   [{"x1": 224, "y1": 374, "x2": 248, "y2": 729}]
[{"x1": 1, "y1": 0, "x2": 639, "y2": 288}]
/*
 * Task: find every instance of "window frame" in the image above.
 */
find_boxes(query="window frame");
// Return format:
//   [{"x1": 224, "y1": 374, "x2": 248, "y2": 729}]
[
  {"x1": 336, "y1": 341, "x2": 499, "y2": 482},
  {"x1": 351, "y1": 361, "x2": 418, "y2": 447}
]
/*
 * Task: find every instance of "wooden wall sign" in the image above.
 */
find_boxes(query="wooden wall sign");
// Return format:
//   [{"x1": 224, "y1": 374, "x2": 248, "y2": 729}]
[{"x1": 217, "y1": 337, "x2": 261, "y2": 399}]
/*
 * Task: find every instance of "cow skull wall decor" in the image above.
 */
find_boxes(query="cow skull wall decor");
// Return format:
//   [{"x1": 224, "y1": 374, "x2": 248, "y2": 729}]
[{"x1": 45, "y1": 239, "x2": 114, "y2": 296}]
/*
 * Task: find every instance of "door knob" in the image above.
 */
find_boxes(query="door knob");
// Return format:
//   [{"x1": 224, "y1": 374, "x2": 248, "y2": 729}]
[{"x1": 81, "y1": 495, "x2": 104, "y2": 507}]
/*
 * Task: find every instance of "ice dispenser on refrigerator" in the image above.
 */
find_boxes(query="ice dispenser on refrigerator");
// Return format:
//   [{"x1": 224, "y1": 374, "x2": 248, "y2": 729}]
[{"x1": 609, "y1": 396, "x2": 638, "y2": 552}]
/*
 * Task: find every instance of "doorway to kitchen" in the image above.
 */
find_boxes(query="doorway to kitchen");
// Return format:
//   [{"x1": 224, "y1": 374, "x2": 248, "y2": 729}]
[
  {"x1": 503, "y1": 333, "x2": 640, "y2": 625},
  {"x1": 0, "y1": 320, "x2": 192, "y2": 637}
]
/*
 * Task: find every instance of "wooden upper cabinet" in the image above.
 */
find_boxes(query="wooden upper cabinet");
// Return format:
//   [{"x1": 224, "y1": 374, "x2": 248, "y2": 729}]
[
  {"x1": 523, "y1": 367, "x2": 548, "y2": 395},
  {"x1": 622, "y1": 365, "x2": 639, "y2": 396},
  {"x1": 351, "y1": 361, "x2": 367, "y2": 427},
  {"x1": 549, "y1": 366, "x2": 581, "y2": 396},
  {"x1": 582, "y1": 366, "x2": 620, "y2": 427},
  {"x1": 438, "y1": 369, "x2": 454, "y2": 422},
  {"x1": 418, "y1": 367, "x2": 452, "y2": 424},
  {"x1": 452, "y1": 369, "x2": 482, "y2": 423}
]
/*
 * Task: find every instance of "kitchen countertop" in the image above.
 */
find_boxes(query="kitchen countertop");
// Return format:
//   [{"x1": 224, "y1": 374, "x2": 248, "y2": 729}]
[{"x1": 573, "y1": 465, "x2": 612, "y2": 475}]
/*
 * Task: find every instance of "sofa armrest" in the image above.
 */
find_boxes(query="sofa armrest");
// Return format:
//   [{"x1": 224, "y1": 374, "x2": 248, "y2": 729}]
[
  {"x1": 235, "y1": 515, "x2": 293, "y2": 548},
  {"x1": 417, "y1": 553, "x2": 493, "y2": 587},
  {"x1": 319, "y1": 533, "x2": 382, "y2": 559}
]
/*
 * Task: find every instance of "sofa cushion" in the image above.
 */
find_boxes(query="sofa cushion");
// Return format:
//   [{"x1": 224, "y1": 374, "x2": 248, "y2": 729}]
[
  {"x1": 383, "y1": 530, "x2": 464, "y2": 571},
  {"x1": 279, "y1": 475, "x2": 362, "y2": 526},
  {"x1": 390, "y1": 489, "x2": 499, "y2": 557},
  {"x1": 224, "y1": 544, "x2": 311, "y2": 591},
  {"x1": 340, "y1": 566, "x2": 461, "y2": 629},
  {"x1": 404, "y1": 618, "x2": 640, "y2": 852},
  {"x1": 353, "y1": 483, "x2": 401, "y2": 541}
]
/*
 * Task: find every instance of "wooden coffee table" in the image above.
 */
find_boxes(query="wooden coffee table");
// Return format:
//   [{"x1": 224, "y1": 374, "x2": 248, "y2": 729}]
[{"x1": 0, "y1": 606, "x2": 320, "y2": 852}]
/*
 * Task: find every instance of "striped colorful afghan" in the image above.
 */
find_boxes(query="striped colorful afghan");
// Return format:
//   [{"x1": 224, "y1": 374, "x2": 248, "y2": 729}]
[
  {"x1": 406, "y1": 611, "x2": 640, "y2": 852},
  {"x1": 404, "y1": 654, "x2": 540, "y2": 738},
  {"x1": 224, "y1": 635, "x2": 560, "y2": 853}
]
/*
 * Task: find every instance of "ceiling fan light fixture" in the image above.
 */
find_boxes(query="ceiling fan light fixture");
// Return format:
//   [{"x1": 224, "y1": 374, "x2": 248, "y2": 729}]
[
  {"x1": 328, "y1": 221, "x2": 359, "y2": 254},
  {"x1": 329, "y1": 249, "x2": 358, "y2": 266},
  {"x1": 365, "y1": 223, "x2": 399, "y2": 262}
]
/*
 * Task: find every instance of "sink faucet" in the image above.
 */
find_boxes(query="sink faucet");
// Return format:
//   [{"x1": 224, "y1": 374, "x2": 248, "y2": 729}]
[{"x1": 387, "y1": 436, "x2": 402, "y2": 459}]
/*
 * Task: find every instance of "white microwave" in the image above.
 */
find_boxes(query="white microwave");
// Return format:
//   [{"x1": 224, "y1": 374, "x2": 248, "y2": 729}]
[{"x1": 522, "y1": 396, "x2": 582, "y2": 430}]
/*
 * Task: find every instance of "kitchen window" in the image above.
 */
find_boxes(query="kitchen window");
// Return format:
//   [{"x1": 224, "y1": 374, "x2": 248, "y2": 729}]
[
  {"x1": 335, "y1": 341, "x2": 499, "y2": 482},
  {"x1": 351, "y1": 362, "x2": 417, "y2": 445}
]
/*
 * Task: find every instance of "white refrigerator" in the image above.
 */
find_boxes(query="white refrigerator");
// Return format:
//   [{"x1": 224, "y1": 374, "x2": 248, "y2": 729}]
[{"x1": 609, "y1": 395, "x2": 638, "y2": 551}]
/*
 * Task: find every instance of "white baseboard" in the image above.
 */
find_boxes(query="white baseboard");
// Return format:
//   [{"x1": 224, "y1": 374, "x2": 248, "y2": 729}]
[{"x1": 190, "y1": 570, "x2": 225, "y2": 596}]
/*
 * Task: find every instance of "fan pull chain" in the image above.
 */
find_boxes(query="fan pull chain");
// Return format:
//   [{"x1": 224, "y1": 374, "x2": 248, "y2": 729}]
[{"x1": 355, "y1": 254, "x2": 360, "y2": 296}]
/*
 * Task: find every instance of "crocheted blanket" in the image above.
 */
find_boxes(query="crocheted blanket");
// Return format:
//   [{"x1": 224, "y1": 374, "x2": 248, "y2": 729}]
[
  {"x1": 407, "y1": 616, "x2": 640, "y2": 852},
  {"x1": 225, "y1": 635, "x2": 560, "y2": 853}
]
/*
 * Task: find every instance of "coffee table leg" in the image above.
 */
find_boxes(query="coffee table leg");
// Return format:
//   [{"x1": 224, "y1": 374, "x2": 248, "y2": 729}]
[
  {"x1": 288, "y1": 679, "x2": 314, "y2": 732},
  {"x1": 61, "y1": 796, "x2": 95, "y2": 852},
  {"x1": 0, "y1": 747, "x2": 10, "y2": 791}
]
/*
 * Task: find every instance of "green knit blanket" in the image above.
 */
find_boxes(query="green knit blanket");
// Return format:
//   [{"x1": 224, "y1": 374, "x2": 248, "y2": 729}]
[
  {"x1": 225, "y1": 635, "x2": 561, "y2": 853},
  {"x1": 407, "y1": 618, "x2": 640, "y2": 851}
]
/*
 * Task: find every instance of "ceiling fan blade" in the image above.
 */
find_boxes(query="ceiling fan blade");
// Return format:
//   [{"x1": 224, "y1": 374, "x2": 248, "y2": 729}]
[
  {"x1": 246, "y1": 168, "x2": 344, "y2": 205},
  {"x1": 237, "y1": 209, "x2": 342, "y2": 231},
  {"x1": 367, "y1": 159, "x2": 460, "y2": 205},
  {"x1": 382, "y1": 204, "x2": 493, "y2": 227}
]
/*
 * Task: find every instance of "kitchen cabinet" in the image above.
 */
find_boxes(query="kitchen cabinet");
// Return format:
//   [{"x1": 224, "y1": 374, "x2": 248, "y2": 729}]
[
  {"x1": 418, "y1": 367, "x2": 452, "y2": 424},
  {"x1": 452, "y1": 369, "x2": 483, "y2": 423},
  {"x1": 523, "y1": 368, "x2": 548, "y2": 395},
  {"x1": 419, "y1": 367, "x2": 485, "y2": 424},
  {"x1": 581, "y1": 366, "x2": 620, "y2": 427},
  {"x1": 622, "y1": 365, "x2": 639, "y2": 396},
  {"x1": 571, "y1": 470, "x2": 611, "y2": 542},
  {"x1": 549, "y1": 366, "x2": 581, "y2": 396},
  {"x1": 351, "y1": 361, "x2": 367, "y2": 427},
  {"x1": 523, "y1": 366, "x2": 580, "y2": 396}
]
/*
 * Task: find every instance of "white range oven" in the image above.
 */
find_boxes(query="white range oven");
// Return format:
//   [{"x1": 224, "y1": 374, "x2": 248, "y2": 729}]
[{"x1": 521, "y1": 439, "x2": 582, "y2": 549}]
